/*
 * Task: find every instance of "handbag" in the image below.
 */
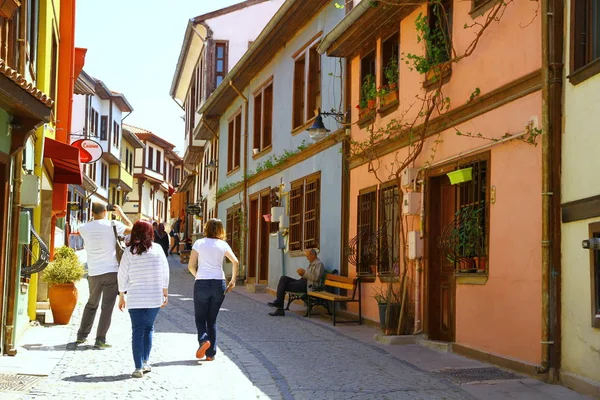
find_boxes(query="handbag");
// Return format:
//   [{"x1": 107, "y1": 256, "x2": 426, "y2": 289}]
[{"x1": 112, "y1": 221, "x2": 126, "y2": 263}]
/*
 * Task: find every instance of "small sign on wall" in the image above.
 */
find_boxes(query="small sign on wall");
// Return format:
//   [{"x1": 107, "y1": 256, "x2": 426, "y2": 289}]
[{"x1": 72, "y1": 139, "x2": 103, "y2": 163}]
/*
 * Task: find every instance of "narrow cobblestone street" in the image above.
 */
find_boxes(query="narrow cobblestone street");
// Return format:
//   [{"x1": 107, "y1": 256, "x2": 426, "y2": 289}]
[{"x1": 1, "y1": 257, "x2": 593, "y2": 400}]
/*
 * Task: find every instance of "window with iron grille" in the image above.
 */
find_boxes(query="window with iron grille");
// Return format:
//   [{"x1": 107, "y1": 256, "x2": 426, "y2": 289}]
[
  {"x1": 455, "y1": 157, "x2": 489, "y2": 272},
  {"x1": 356, "y1": 188, "x2": 377, "y2": 276},
  {"x1": 226, "y1": 204, "x2": 241, "y2": 257},
  {"x1": 378, "y1": 183, "x2": 400, "y2": 276},
  {"x1": 289, "y1": 173, "x2": 321, "y2": 251}
]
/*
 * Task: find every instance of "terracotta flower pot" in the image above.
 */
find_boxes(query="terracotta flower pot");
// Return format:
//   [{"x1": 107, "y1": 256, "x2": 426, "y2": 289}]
[
  {"x1": 367, "y1": 99, "x2": 377, "y2": 110},
  {"x1": 48, "y1": 283, "x2": 78, "y2": 325}
]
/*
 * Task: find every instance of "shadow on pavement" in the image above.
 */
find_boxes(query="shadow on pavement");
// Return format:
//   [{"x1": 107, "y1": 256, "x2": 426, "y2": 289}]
[
  {"x1": 151, "y1": 360, "x2": 200, "y2": 367},
  {"x1": 62, "y1": 373, "x2": 132, "y2": 382}
]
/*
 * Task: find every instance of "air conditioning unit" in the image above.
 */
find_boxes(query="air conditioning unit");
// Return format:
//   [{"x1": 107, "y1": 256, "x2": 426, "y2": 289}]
[
  {"x1": 21, "y1": 175, "x2": 40, "y2": 208},
  {"x1": 401, "y1": 167, "x2": 419, "y2": 188},
  {"x1": 402, "y1": 192, "x2": 421, "y2": 216}
]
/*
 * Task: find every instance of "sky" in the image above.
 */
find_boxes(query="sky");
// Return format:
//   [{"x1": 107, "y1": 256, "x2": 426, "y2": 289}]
[{"x1": 75, "y1": 0, "x2": 242, "y2": 153}]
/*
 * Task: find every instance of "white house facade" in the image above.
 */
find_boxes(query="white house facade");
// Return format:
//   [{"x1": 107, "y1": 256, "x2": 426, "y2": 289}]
[
  {"x1": 196, "y1": 0, "x2": 346, "y2": 288},
  {"x1": 170, "y1": 0, "x2": 284, "y2": 241}
]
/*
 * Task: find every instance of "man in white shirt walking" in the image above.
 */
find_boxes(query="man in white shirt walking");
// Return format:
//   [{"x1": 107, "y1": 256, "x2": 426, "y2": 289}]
[{"x1": 76, "y1": 202, "x2": 132, "y2": 349}]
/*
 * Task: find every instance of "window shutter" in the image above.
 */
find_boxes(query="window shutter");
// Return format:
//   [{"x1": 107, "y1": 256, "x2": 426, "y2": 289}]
[
  {"x1": 289, "y1": 183, "x2": 304, "y2": 251},
  {"x1": 307, "y1": 47, "x2": 321, "y2": 118},
  {"x1": 303, "y1": 177, "x2": 320, "y2": 249},
  {"x1": 227, "y1": 120, "x2": 234, "y2": 172},
  {"x1": 293, "y1": 56, "x2": 306, "y2": 129},
  {"x1": 262, "y1": 84, "x2": 273, "y2": 149},
  {"x1": 253, "y1": 92, "x2": 262, "y2": 151},
  {"x1": 100, "y1": 116, "x2": 108, "y2": 140},
  {"x1": 234, "y1": 113, "x2": 242, "y2": 169}
]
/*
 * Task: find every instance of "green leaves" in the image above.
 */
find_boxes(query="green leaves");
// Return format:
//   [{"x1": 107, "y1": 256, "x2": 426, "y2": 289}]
[{"x1": 42, "y1": 246, "x2": 85, "y2": 284}]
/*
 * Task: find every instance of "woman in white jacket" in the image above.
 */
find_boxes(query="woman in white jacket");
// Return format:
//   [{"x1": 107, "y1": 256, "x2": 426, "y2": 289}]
[{"x1": 118, "y1": 220, "x2": 169, "y2": 378}]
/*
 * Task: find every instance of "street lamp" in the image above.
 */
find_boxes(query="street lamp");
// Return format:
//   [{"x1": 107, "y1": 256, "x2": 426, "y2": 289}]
[
  {"x1": 205, "y1": 159, "x2": 218, "y2": 171},
  {"x1": 307, "y1": 108, "x2": 347, "y2": 142}
]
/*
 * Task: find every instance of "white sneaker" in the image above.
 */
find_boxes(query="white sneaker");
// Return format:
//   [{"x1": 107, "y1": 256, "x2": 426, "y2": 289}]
[
  {"x1": 142, "y1": 363, "x2": 151, "y2": 373},
  {"x1": 131, "y1": 369, "x2": 143, "y2": 378}
]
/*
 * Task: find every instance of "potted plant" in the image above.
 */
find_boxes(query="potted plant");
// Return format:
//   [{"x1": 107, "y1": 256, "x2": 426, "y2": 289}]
[
  {"x1": 442, "y1": 206, "x2": 484, "y2": 273},
  {"x1": 357, "y1": 74, "x2": 377, "y2": 120},
  {"x1": 373, "y1": 285, "x2": 402, "y2": 334},
  {"x1": 385, "y1": 55, "x2": 399, "y2": 91},
  {"x1": 447, "y1": 167, "x2": 473, "y2": 185},
  {"x1": 41, "y1": 246, "x2": 85, "y2": 325}
]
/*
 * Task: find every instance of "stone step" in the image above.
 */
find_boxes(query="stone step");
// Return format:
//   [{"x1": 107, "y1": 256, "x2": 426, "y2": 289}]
[
  {"x1": 245, "y1": 284, "x2": 267, "y2": 293},
  {"x1": 418, "y1": 338, "x2": 453, "y2": 353},
  {"x1": 36, "y1": 301, "x2": 50, "y2": 310},
  {"x1": 36, "y1": 309, "x2": 52, "y2": 324}
]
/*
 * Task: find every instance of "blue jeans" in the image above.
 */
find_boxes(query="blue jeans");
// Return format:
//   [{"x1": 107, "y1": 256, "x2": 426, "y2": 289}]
[
  {"x1": 128, "y1": 308, "x2": 160, "y2": 369},
  {"x1": 193, "y1": 279, "x2": 226, "y2": 357}
]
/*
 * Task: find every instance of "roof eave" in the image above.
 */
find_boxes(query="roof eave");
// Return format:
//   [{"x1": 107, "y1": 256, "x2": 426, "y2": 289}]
[{"x1": 170, "y1": 21, "x2": 195, "y2": 99}]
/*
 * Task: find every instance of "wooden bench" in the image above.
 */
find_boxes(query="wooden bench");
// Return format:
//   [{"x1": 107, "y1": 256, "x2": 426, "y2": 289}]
[
  {"x1": 284, "y1": 269, "x2": 337, "y2": 316},
  {"x1": 307, "y1": 274, "x2": 361, "y2": 325}
]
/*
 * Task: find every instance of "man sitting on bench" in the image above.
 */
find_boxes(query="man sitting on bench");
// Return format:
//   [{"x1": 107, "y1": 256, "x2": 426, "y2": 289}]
[{"x1": 267, "y1": 249, "x2": 325, "y2": 316}]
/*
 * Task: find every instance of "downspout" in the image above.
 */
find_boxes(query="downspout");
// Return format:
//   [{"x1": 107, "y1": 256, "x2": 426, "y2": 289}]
[
  {"x1": 538, "y1": 0, "x2": 563, "y2": 380},
  {"x1": 4, "y1": 151, "x2": 22, "y2": 356},
  {"x1": 201, "y1": 117, "x2": 219, "y2": 217},
  {"x1": 229, "y1": 80, "x2": 248, "y2": 280},
  {"x1": 122, "y1": 111, "x2": 132, "y2": 122}
]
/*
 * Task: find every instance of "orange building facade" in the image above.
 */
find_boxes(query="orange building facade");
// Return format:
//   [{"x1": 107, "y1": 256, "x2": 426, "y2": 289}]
[{"x1": 320, "y1": 0, "x2": 544, "y2": 369}]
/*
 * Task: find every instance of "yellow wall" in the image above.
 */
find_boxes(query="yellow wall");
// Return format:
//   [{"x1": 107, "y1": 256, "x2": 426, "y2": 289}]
[
  {"x1": 28, "y1": 0, "x2": 61, "y2": 320},
  {"x1": 561, "y1": 10, "x2": 600, "y2": 383}
]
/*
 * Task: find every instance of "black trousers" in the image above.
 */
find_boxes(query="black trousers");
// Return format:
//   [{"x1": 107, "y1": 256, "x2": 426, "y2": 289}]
[{"x1": 275, "y1": 276, "x2": 307, "y2": 306}]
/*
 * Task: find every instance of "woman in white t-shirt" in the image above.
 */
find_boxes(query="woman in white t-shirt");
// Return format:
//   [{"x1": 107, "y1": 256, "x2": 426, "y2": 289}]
[
  {"x1": 187, "y1": 218, "x2": 238, "y2": 361},
  {"x1": 118, "y1": 221, "x2": 169, "y2": 378}
]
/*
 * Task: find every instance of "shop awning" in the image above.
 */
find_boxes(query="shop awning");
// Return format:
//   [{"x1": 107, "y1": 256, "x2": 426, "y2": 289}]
[{"x1": 44, "y1": 137, "x2": 83, "y2": 185}]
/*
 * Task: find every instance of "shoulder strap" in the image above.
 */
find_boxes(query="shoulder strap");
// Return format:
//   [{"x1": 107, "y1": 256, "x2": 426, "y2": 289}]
[{"x1": 111, "y1": 221, "x2": 119, "y2": 239}]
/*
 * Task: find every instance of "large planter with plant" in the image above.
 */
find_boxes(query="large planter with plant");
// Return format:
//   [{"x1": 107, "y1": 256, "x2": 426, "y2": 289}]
[
  {"x1": 42, "y1": 246, "x2": 85, "y2": 325},
  {"x1": 373, "y1": 285, "x2": 403, "y2": 334}
]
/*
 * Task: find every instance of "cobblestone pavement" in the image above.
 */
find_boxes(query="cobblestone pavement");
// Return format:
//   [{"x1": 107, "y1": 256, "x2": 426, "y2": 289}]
[{"x1": 5, "y1": 257, "x2": 591, "y2": 400}]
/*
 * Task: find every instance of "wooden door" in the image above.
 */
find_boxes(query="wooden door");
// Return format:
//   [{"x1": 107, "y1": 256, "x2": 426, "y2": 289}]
[
  {"x1": 248, "y1": 198, "x2": 259, "y2": 283},
  {"x1": 258, "y1": 193, "x2": 270, "y2": 283},
  {"x1": 428, "y1": 174, "x2": 456, "y2": 342}
]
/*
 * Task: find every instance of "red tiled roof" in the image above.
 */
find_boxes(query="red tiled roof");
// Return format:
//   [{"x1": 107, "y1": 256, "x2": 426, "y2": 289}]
[{"x1": 0, "y1": 58, "x2": 54, "y2": 108}]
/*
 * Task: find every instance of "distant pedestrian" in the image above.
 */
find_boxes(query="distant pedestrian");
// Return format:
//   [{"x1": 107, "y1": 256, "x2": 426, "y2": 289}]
[
  {"x1": 154, "y1": 223, "x2": 169, "y2": 256},
  {"x1": 169, "y1": 218, "x2": 182, "y2": 256},
  {"x1": 76, "y1": 203, "x2": 133, "y2": 349},
  {"x1": 118, "y1": 221, "x2": 170, "y2": 378},
  {"x1": 187, "y1": 218, "x2": 238, "y2": 361}
]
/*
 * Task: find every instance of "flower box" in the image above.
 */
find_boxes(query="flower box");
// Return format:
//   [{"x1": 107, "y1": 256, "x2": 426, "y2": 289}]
[
  {"x1": 447, "y1": 167, "x2": 473, "y2": 185},
  {"x1": 381, "y1": 90, "x2": 398, "y2": 107},
  {"x1": 0, "y1": 0, "x2": 21, "y2": 19}
]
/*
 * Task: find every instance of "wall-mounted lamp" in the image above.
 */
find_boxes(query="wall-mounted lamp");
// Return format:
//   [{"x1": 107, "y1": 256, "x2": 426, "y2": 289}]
[
  {"x1": 307, "y1": 108, "x2": 346, "y2": 142},
  {"x1": 116, "y1": 184, "x2": 122, "y2": 191},
  {"x1": 206, "y1": 159, "x2": 218, "y2": 171}
]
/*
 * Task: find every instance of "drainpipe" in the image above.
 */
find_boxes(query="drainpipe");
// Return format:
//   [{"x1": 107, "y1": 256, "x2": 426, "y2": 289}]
[
  {"x1": 201, "y1": 117, "x2": 220, "y2": 218},
  {"x1": 229, "y1": 80, "x2": 249, "y2": 281},
  {"x1": 4, "y1": 151, "x2": 23, "y2": 356},
  {"x1": 538, "y1": 0, "x2": 563, "y2": 380}
]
